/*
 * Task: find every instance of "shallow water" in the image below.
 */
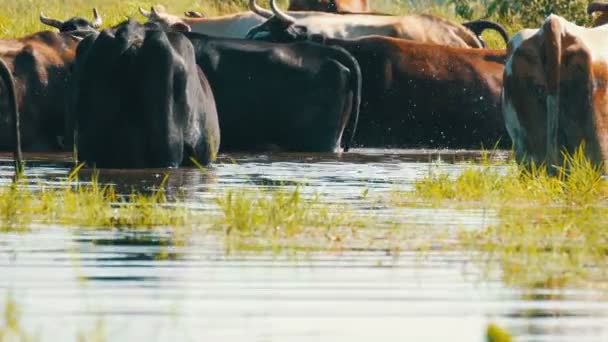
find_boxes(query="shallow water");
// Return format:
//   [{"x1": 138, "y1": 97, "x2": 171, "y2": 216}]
[{"x1": 1, "y1": 149, "x2": 607, "y2": 342}]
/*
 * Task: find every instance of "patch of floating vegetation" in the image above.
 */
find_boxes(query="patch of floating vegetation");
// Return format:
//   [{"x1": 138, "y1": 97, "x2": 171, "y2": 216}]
[
  {"x1": 486, "y1": 323, "x2": 514, "y2": 342},
  {"x1": 0, "y1": 166, "x2": 371, "y2": 254},
  {"x1": 393, "y1": 146, "x2": 608, "y2": 289},
  {"x1": 215, "y1": 187, "x2": 375, "y2": 254}
]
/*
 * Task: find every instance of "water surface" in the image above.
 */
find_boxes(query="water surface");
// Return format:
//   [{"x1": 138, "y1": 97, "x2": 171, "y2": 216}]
[{"x1": 1, "y1": 149, "x2": 607, "y2": 342}]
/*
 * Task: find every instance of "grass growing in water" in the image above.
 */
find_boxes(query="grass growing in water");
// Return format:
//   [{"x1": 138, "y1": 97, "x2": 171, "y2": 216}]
[
  {"x1": 0, "y1": 172, "x2": 194, "y2": 231},
  {"x1": 216, "y1": 187, "x2": 369, "y2": 253},
  {"x1": 395, "y1": 147, "x2": 608, "y2": 289}
]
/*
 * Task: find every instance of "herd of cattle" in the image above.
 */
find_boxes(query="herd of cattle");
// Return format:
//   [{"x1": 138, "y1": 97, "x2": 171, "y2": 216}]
[{"x1": 1, "y1": 0, "x2": 608, "y2": 170}]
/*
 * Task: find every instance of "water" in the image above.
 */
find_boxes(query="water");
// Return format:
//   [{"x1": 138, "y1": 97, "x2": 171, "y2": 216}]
[{"x1": 1, "y1": 149, "x2": 607, "y2": 342}]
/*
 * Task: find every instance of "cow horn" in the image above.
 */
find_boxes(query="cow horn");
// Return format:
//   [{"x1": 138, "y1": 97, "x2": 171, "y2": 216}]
[
  {"x1": 139, "y1": 7, "x2": 151, "y2": 18},
  {"x1": 270, "y1": 0, "x2": 296, "y2": 24},
  {"x1": 588, "y1": 1, "x2": 608, "y2": 15},
  {"x1": 39, "y1": 12, "x2": 64, "y2": 29},
  {"x1": 249, "y1": 0, "x2": 273, "y2": 19},
  {"x1": 92, "y1": 8, "x2": 102, "y2": 28}
]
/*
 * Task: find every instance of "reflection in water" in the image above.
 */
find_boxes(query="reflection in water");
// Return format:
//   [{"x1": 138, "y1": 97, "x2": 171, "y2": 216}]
[{"x1": 0, "y1": 149, "x2": 606, "y2": 342}]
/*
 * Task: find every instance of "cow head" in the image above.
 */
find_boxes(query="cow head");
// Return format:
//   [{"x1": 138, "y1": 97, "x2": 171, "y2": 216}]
[
  {"x1": 247, "y1": 0, "x2": 315, "y2": 42},
  {"x1": 588, "y1": 1, "x2": 608, "y2": 27},
  {"x1": 139, "y1": 5, "x2": 191, "y2": 32},
  {"x1": 40, "y1": 8, "x2": 102, "y2": 33},
  {"x1": 503, "y1": 15, "x2": 608, "y2": 169}
]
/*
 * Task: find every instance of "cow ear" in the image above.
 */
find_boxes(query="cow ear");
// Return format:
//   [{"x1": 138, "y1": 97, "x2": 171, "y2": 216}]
[{"x1": 171, "y1": 22, "x2": 191, "y2": 32}]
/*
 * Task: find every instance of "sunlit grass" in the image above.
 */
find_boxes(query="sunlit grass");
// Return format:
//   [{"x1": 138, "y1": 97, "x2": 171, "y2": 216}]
[
  {"x1": 404, "y1": 147, "x2": 607, "y2": 206},
  {"x1": 0, "y1": 294, "x2": 38, "y2": 342},
  {"x1": 0, "y1": 0, "x2": 515, "y2": 49},
  {"x1": 486, "y1": 323, "x2": 514, "y2": 342},
  {"x1": 215, "y1": 187, "x2": 370, "y2": 253},
  {"x1": 0, "y1": 164, "x2": 199, "y2": 232},
  {"x1": 392, "y1": 146, "x2": 608, "y2": 289}
]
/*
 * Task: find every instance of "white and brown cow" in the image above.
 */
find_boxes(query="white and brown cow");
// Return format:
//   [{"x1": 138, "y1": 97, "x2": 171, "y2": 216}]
[{"x1": 503, "y1": 15, "x2": 608, "y2": 168}]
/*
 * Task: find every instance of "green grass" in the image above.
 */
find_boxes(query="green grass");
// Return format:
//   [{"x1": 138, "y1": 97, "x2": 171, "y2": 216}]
[{"x1": 391, "y1": 146, "x2": 608, "y2": 289}]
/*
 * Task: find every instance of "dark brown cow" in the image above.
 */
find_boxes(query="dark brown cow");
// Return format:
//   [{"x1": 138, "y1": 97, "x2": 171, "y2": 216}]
[
  {"x1": 248, "y1": 18, "x2": 508, "y2": 148},
  {"x1": 0, "y1": 9, "x2": 100, "y2": 152},
  {"x1": 288, "y1": 0, "x2": 370, "y2": 13},
  {"x1": 503, "y1": 15, "x2": 608, "y2": 167},
  {"x1": 588, "y1": 1, "x2": 608, "y2": 27}
]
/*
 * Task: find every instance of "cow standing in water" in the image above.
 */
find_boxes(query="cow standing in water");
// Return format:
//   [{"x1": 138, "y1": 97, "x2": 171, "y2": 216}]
[
  {"x1": 70, "y1": 20, "x2": 220, "y2": 168},
  {"x1": 247, "y1": 5, "x2": 509, "y2": 149},
  {"x1": 0, "y1": 10, "x2": 101, "y2": 152},
  {"x1": 183, "y1": 30, "x2": 361, "y2": 153},
  {"x1": 503, "y1": 15, "x2": 608, "y2": 167},
  {"x1": 288, "y1": 0, "x2": 370, "y2": 13}
]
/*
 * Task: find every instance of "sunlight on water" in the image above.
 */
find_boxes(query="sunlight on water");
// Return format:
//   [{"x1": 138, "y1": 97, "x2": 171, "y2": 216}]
[{"x1": 0, "y1": 150, "x2": 607, "y2": 342}]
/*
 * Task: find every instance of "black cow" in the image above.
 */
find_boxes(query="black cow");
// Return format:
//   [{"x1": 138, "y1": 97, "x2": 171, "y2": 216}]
[
  {"x1": 0, "y1": 10, "x2": 101, "y2": 152},
  {"x1": 247, "y1": 16, "x2": 509, "y2": 149},
  {"x1": 183, "y1": 31, "x2": 361, "y2": 152},
  {"x1": 69, "y1": 20, "x2": 220, "y2": 168}
]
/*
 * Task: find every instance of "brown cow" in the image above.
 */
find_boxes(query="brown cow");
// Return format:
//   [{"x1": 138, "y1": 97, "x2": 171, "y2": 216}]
[
  {"x1": 0, "y1": 10, "x2": 100, "y2": 152},
  {"x1": 503, "y1": 15, "x2": 608, "y2": 168},
  {"x1": 247, "y1": 18, "x2": 509, "y2": 148},
  {"x1": 288, "y1": 0, "x2": 370, "y2": 13},
  {"x1": 588, "y1": 1, "x2": 608, "y2": 27}
]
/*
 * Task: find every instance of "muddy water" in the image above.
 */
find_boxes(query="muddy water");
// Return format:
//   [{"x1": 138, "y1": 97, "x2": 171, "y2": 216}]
[{"x1": 0, "y1": 150, "x2": 607, "y2": 342}]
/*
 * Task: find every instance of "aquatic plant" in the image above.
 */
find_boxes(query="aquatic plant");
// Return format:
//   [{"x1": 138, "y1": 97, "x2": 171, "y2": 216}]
[
  {"x1": 215, "y1": 187, "x2": 368, "y2": 253},
  {"x1": 0, "y1": 294, "x2": 38, "y2": 342},
  {"x1": 0, "y1": 172, "x2": 199, "y2": 232},
  {"x1": 394, "y1": 146, "x2": 608, "y2": 289}
]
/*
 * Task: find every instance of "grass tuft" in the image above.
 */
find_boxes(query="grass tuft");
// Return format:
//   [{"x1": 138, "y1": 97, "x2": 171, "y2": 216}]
[{"x1": 394, "y1": 146, "x2": 608, "y2": 289}]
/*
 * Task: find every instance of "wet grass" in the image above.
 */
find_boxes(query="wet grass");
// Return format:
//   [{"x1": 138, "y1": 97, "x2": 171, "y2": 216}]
[
  {"x1": 0, "y1": 170, "x2": 195, "y2": 231},
  {"x1": 1, "y1": 147, "x2": 608, "y2": 292},
  {"x1": 215, "y1": 187, "x2": 370, "y2": 253}
]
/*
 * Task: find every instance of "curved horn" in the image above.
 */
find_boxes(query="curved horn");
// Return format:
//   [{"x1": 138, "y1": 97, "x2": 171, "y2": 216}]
[
  {"x1": 249, "y1": 0, "x2": 273, "y2": 18},
  {"x1": 588, "y1": 1, "x2": 608, "y2": 15},
  {"x1": 39, "y1": 12, "x2": 63, "y2": 29},
  {"x1": 139, "y1": 7, "x2": 151, "y2": 18},
  {"x1": 270, "y1": 0, "x2": 296, "y2": 24},
  {"x1": 92, "y1": 8, "x2": 102, "y2": 28}
]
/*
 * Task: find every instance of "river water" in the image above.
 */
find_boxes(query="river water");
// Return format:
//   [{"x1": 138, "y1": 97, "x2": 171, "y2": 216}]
[{"x1": 0, "y1": 150, "x2": 607, "y2": 342}]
